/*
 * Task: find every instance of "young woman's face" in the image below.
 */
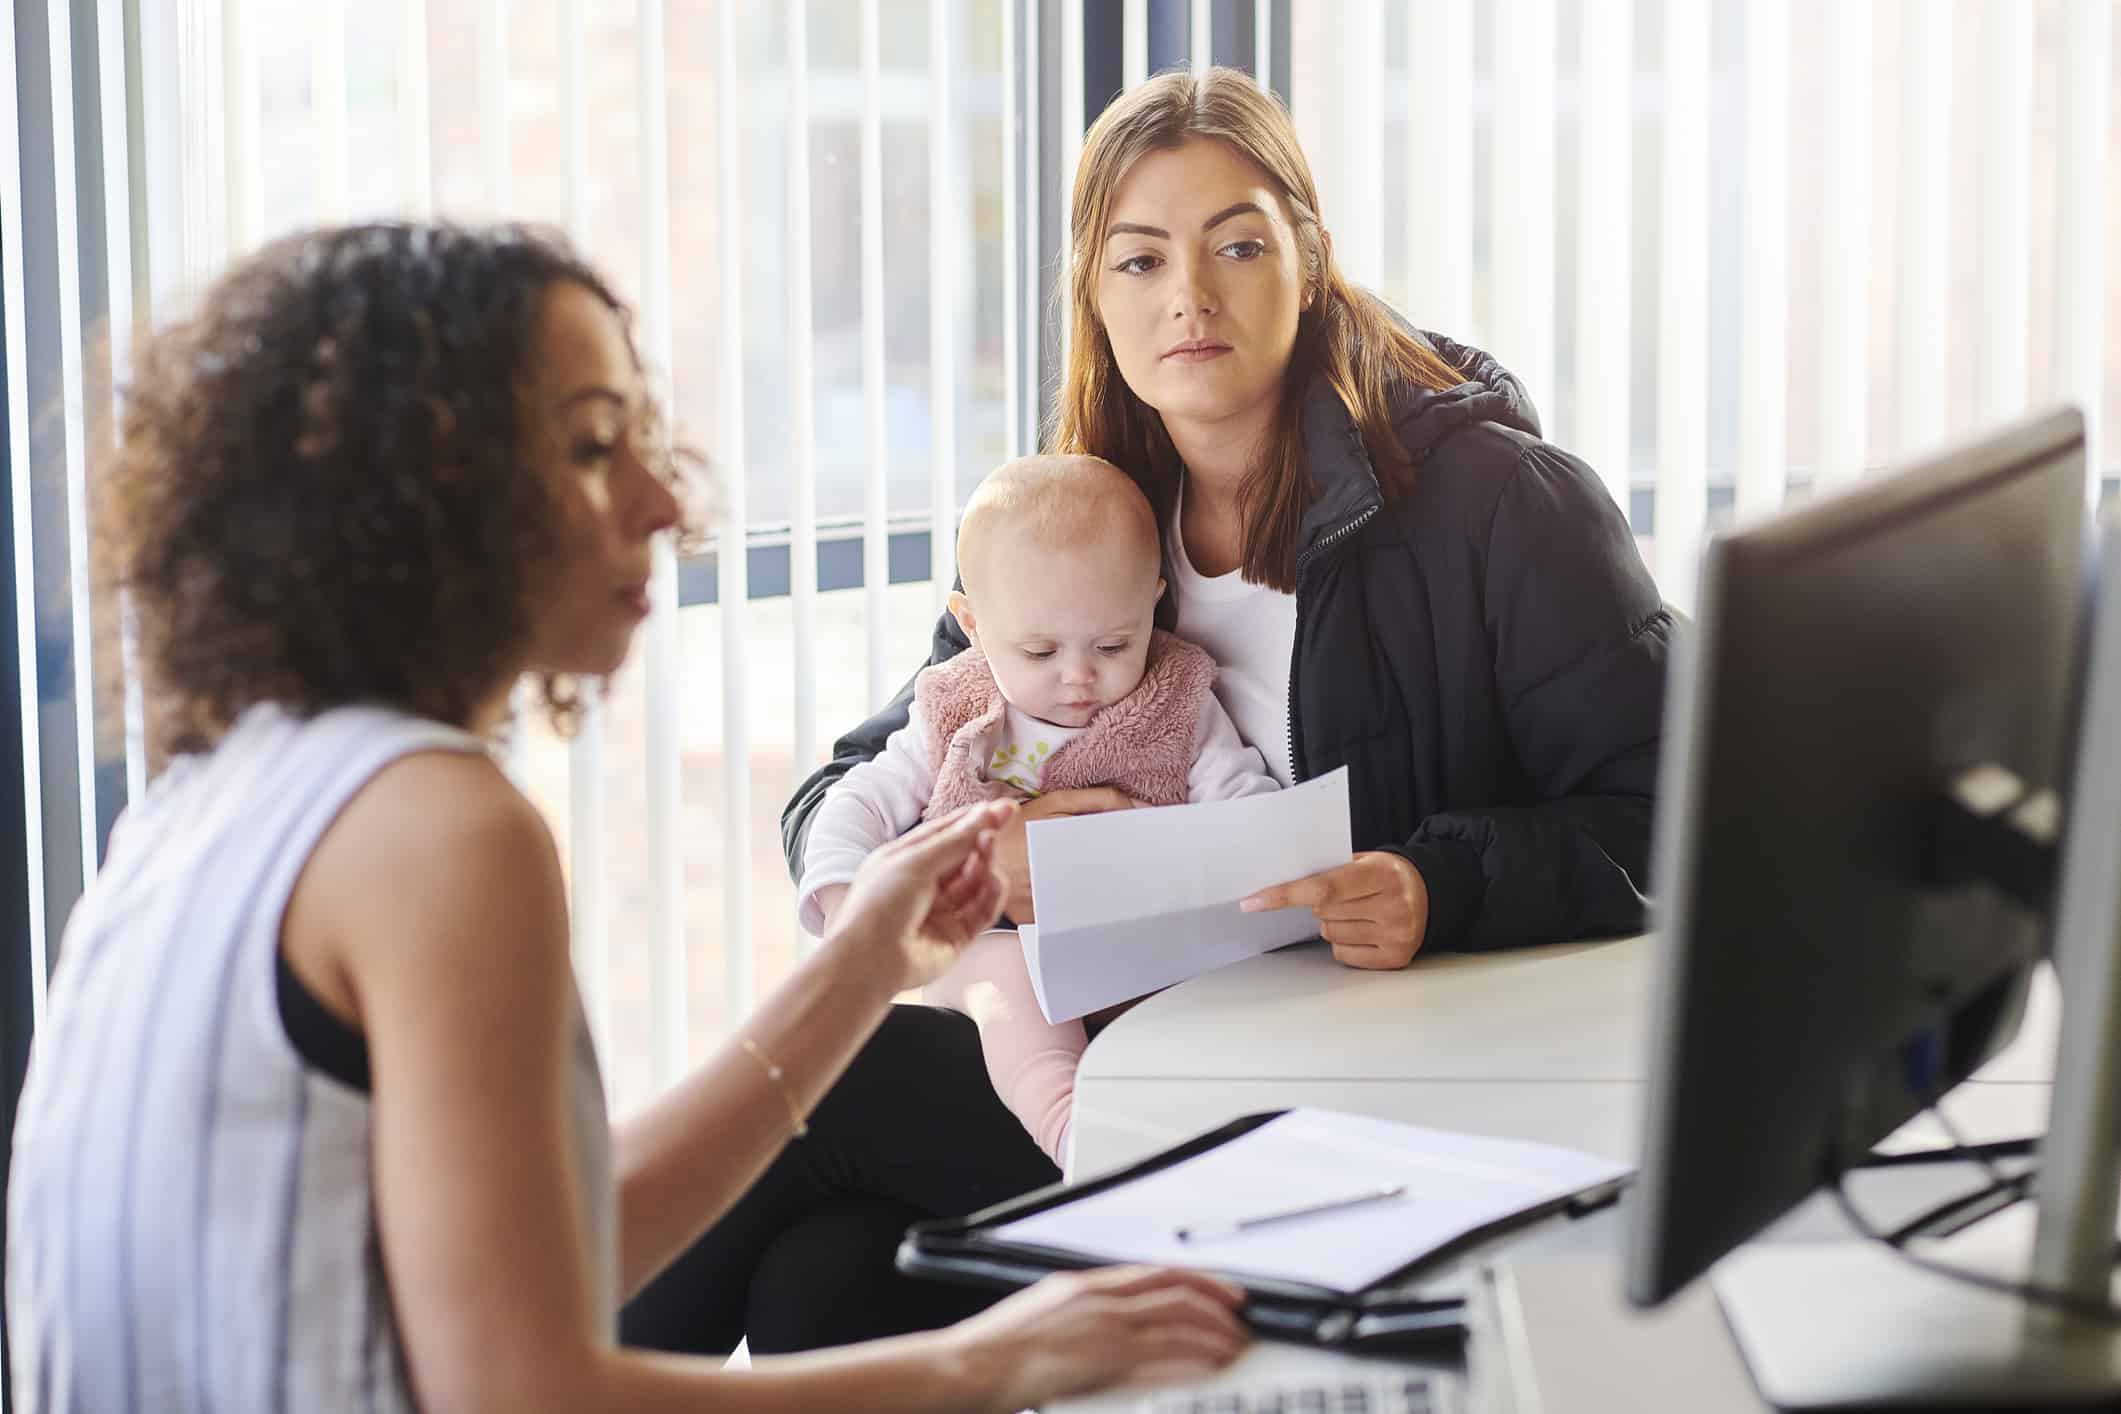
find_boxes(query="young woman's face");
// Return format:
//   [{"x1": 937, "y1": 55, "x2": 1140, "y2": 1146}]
[
  {"x1": 520, "y1": 281, "x2": 680, "y2": 679},
  {"x1": 1093, "y1": 137, "x2": 1308, "y2": 434}
]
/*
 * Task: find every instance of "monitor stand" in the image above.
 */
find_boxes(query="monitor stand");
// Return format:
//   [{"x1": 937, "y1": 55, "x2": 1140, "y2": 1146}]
[{"x1": 1713, "y1": 1219, "x2": 2121, "y2": 1410}]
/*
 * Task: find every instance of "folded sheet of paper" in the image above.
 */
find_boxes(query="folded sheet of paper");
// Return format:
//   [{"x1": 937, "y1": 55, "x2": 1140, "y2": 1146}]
[
  {"x1": 991, "y1": 1108, "x2": 1633, "y2": 1292},
  {"x1": 1016, "y1": 768, "x2": 1352, "y2": 1024}
]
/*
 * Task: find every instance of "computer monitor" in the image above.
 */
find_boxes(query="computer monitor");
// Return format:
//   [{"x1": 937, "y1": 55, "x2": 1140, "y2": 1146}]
[{"x1": 1628, "y1": 407, "x2": 2112, "y2": 1408}]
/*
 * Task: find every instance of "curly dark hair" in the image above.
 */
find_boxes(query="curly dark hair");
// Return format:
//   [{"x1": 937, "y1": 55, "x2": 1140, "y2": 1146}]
[{"x1": 101, "y1": 222, "x2": 698, "y2": 755}]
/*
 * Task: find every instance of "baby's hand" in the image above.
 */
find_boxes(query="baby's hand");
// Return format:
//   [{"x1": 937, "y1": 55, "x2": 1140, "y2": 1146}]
[{"x1": 994, "y1": 788, "x2": 1146, "y2": 923}]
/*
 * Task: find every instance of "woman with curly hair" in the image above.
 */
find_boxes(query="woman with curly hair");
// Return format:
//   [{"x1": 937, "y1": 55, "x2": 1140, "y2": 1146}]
[{"x1": 5, "y1": 223, "x2": 1244, "y2": 1412}]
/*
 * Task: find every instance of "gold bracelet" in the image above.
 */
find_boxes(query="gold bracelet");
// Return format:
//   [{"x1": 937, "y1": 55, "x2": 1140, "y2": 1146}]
[{"x1": 739, "y1": 1035, "x2": 810, "y2": 1138}]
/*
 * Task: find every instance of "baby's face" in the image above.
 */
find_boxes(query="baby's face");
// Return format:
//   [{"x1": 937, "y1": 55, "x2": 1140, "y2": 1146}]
[{"x1": 963, "y1": 532, "x2": 1163, "y2": 730}]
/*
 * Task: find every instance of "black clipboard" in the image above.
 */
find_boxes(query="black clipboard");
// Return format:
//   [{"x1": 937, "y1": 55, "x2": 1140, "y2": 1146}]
[{"x1": 895, "y1": 1110, "x2": 1630, "y2": 1355}]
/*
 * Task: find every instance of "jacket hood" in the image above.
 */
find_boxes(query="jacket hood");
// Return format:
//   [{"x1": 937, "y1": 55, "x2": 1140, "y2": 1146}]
[{"x1": 1297, "y1": 303, "x2": 1541, "y2": 552}]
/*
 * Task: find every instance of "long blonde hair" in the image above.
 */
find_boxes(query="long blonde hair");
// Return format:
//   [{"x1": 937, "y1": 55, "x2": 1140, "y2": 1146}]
[{"x1": 1053, "y1": 68, "x2": 1463, "y2": 592}]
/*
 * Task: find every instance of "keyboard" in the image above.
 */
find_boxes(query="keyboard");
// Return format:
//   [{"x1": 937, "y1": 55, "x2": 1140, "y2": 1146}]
[{"x1": 1140, "y1": 1370, "x2": 1463, "y2": 1414}]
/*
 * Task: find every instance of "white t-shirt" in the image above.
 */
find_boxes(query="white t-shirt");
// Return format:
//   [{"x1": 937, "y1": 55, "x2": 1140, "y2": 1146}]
[{"x1": 1168, "y1": 478, "x2": 1301, "y2": 787}]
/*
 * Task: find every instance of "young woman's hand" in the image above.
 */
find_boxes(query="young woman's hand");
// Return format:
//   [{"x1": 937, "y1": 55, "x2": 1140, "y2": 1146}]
[
  {"x1": 1240, "y1": 851, "x2": 1431, "y2": 969},
  {"x1": 944, "y1": 1265, "x2": 1250, "y2": 1409},
  {"x1": 827, "y1": 799, "x2": 1018, "y2": 991},
  {"x1": 990, "y1": 788, "x2": 1146, "y2": 923}
]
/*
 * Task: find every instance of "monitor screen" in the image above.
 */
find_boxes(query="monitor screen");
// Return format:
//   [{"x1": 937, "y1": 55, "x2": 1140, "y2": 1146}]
[{"x1": 1627, "y1": 409, "x2": 2089, "y2": 1306}]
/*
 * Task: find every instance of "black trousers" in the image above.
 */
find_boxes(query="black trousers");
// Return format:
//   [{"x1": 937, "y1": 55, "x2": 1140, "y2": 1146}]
[{"x1": 620, "y1": 1003, "x2": 1063, "y2": 1355}]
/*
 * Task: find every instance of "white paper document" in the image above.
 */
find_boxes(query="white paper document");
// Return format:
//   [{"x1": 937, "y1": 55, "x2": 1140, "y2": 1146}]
[
  {"x1": 991, "y1": 1108, "x2": 1633, "y2": 1292},
  {"x1": 1015, "y1": 768, "x2": 1353, "y2": 1023}
]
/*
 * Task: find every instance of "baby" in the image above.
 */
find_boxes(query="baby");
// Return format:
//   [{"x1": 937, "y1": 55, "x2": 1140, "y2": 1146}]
[{"x1": 798, "y1": 454, "x2": 1278, "y2": 1165}]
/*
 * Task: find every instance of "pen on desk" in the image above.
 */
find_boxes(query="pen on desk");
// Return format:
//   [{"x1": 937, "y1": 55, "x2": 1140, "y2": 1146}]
[{"x1": 1175, "y1": 1184, "x2": 1409, "y2": 1243}]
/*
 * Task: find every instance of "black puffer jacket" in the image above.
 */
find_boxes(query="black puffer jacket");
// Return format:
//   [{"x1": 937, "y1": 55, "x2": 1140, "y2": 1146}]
[{"x1": 782, "y1": 331, "x2": 1672, "y2": 953}]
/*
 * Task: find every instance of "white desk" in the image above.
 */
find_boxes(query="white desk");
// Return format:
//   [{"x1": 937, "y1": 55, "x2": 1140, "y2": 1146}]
[{"x1": 1053, "y1": 936, "x2": 2057, "y2": 1413}]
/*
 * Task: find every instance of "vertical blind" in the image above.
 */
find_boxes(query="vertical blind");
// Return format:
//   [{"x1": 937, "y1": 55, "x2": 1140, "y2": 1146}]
[{"x1": 2, "y1": 0, "x2": 2112, "y2": 1116}]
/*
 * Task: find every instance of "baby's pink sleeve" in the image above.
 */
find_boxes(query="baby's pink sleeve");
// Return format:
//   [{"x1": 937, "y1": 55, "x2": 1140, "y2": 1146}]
[{"x1": 924, "y1": 933, "x2": 1087, "y2": 1166}]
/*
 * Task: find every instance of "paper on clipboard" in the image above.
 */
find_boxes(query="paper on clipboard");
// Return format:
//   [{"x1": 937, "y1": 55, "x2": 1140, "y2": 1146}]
[
  {"x1": 990, "y1": 1108, "x2": 1633, "y2": 1292},
  {"x1": 1017, "y1": 768, "x2": 1352, "y2": 1023}
]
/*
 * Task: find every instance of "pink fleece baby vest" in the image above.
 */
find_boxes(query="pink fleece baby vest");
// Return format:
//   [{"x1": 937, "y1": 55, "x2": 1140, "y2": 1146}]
[{"x1": 917, "y1": 629, "x2": 1218, "y2": 819}]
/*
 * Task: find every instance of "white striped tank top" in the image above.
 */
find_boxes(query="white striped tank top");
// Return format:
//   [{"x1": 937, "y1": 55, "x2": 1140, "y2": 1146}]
[{"x1": 6, "y1": 703, "x2": 618, "y2": 1411}]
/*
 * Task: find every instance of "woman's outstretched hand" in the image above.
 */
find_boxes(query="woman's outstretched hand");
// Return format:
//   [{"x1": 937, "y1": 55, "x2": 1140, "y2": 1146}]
[
  {"x1": 944, "y1": 1265, "x2": 1250, "y2": 1409},
  {"x1": 827, "y1": 799, "x2": 1018, "y2": 992},
  {"x1": 1240, "y1": 851, "x2": 1431, "y2": 970},
  {"x1": 991, "y1": 788, "x2": 1145, "y2": 923}
]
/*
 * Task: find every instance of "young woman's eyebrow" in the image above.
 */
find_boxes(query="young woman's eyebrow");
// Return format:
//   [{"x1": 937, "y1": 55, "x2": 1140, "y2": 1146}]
[
  {"x1": 558, "y1": 385, "x2": 628, "y2": 412},
  {"x1": 1105, "y1": 201, "x2": 1266, "y2": 243},
  {"x1": 1200, "y1": 200, "x2": 1265, "y2": 231}
]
